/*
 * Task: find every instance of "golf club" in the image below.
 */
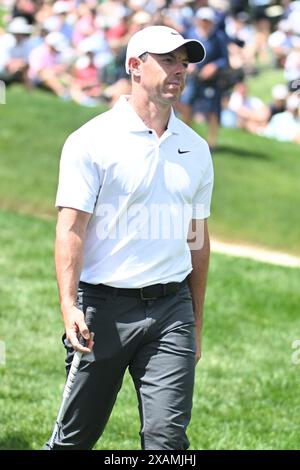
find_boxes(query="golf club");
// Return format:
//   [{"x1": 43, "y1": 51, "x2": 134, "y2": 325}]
[{"x1": 46, "y1": 307, "x2": 93, "y2": 449}]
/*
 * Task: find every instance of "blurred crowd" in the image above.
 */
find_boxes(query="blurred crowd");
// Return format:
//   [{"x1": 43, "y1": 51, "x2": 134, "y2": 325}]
[{"x1": 0, "y1": 0, "x2": 300, "y2": 146}]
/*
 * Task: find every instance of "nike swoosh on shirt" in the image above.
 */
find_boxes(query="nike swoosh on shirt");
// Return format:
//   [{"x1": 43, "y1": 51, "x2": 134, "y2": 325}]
[{"x1": 178, "y1": 149, "x2": 191, "y2": 154}]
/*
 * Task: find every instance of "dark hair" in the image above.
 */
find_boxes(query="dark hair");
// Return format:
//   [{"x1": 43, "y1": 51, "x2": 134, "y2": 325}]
[{"x1": 139, "y1": 52, "x2": 149, "y2": 62}]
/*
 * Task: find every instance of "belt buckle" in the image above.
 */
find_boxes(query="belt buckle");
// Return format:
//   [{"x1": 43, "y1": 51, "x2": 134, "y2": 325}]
[{"x1": 140, "y1": 287, "x2": 157, "y2": 301}]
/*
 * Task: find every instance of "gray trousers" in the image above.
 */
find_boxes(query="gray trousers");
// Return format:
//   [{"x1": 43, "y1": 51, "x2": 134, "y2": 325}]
[{"x1": 48, "y1": 281, "x2": 196, "y2": 450}]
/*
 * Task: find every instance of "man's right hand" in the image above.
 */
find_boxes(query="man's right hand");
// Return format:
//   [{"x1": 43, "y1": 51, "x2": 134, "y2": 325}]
[{"x1": 62, "y1": 305, "x2": 94, "y2": 354}]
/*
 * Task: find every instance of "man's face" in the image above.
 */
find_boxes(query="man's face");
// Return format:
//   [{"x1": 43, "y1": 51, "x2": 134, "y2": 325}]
[{"x1": 138, "y1": 46, "x2": 189, "y2": 105}]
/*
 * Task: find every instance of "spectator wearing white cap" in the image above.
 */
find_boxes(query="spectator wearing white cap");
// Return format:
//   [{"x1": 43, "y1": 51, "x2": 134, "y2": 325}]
[
  {"x1": 263, "y1": 93, "x2": 300, "y2": 143},
  {"x1": 268, "y1": 19, "x2": 295, "y2": 68},
  {"x1": 28, "y1": 31, "x2": 72, "y2": 99},
  {"x1": 52, "y1": 1, "x2": 74, "y2": 43},
  {"x1": 267, "y1": 83, "x2": 288, "y2": 120},
  {"x1": 0, "y1": 17, "x2": 33, "y2": 86},
  {"x1": 69, "y1": 51, "x2": 102, "y2": 107},
  {"x1": 179, "y1": 6, "x2": 229, "y2": 149}
]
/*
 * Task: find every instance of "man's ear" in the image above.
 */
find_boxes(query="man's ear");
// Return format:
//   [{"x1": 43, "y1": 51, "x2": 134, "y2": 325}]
[{"x1": 129, "y1": 57, "x2": 142, "y2": 77}]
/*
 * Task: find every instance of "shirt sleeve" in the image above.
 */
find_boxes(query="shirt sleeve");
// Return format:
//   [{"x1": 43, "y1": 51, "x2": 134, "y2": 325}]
[
  {"x1": 192, "y1": 148, "x2": 214, "y2": 219},
  {"x1": 55, "y1": 131, "x2": 101, "y2": 213}
]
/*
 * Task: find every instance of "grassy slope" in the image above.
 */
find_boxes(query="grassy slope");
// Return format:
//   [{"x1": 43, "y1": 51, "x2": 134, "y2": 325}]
[
  {"x1": 207, "y1": 127, "x2": 300, "y2": 253},
  {"x1": 0, "y1": 210, "x2": 299, "y2": 449},
  {"x1": 1, "y1": 85, "x2": 299, "y2": 254},
  {"x1": 207, "y1": 67, "x2": 299, "y2": 253},
  {"x1": 247, "y1": 68, "x2": 286, "y2": 102},
  {"x1": 0, "y1": 86, "x2": 102, "y2": 215}
]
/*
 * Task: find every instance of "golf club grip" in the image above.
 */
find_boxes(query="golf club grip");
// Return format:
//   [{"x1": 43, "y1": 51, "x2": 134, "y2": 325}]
[
  {"x1": 63, "y1": 350, "x2": 82, "y2": 398},
  {"x1": 47, "y1": 351, "x2": 83, "y2": 448},
  {"x1": 47, "y1": 308, "x2": 94, "y2": 449}
]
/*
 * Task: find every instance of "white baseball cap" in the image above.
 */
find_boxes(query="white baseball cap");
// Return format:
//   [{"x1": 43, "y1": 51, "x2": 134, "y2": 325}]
[
  {"x1": 131, "y1": 11, "x2": 151, "y2": 25},
  {"x1": 45, "y1": 32, "x2": 68, "y2": 51},
  {"x1": 7, "y1": 17, "x2": 33, "y2": 34},
  {"x1": 195, "y1": 7, "x2": 216, "y2": 23},
  {"x1": 272, "y1": 84, "x2": 288, "y2": 100},
  {"x1": 53, "y1": 1, "x2": 72, "y2": 14},
  {"x1": 125, "y1": 25, "x2": 206, "y2": 74}
]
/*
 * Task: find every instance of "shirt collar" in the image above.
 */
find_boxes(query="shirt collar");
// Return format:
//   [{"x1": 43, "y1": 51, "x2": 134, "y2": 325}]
[
  {"x1": 113, "y1": 95, "x2": 149, "y2": 133},
  {"x1": 113, "y1": 95, "x2": 180, "y2": 135}
]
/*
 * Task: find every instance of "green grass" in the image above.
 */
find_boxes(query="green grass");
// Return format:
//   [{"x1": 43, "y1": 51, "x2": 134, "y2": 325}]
[
  {"x1": 1, "y1": 85, "x2": 300, "y2": 254},
  {"x1": 0, "y1": 7, "x2": 6, "y2": 29},
  {"x1": 0, "y1": 209, "x2": 299, "y2": 450},
  {"x1": 0, "y1": 80, "x2": 299, "y2": 450},
  {"x1": 0, "y1": 86, "x2": 103, "y2": 216},
  {"x1": 206, "y1": 127, "x2": 300, "y2": 254},
  {"x1": 247, "y1": 68, "x2": 286, "y2": 102}
]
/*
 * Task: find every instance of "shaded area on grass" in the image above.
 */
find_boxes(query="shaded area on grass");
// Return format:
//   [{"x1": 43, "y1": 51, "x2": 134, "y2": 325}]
[{"x1": 211, "y1": 144, "x2": 271, "y2": 160}]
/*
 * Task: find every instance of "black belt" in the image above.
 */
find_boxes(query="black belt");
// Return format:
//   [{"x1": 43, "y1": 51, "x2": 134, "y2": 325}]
[{"x1": 81, "y1": 281, "x2": 183, "y2": 301}]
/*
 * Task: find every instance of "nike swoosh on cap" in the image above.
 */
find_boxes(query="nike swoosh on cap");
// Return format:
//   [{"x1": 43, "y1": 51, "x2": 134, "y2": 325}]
[{"x1": 178, "y1": 149, "x2": 190, "y2": 154}]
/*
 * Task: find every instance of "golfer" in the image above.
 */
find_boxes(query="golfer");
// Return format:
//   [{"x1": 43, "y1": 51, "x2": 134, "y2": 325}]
[{"x1": 47, "y1": 25, "x2": 214, "y2": 450}]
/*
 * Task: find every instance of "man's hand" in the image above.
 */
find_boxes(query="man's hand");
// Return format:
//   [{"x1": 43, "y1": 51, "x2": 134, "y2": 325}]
[
  {"x1": 199, "y1": 63, "x2": 218, "y2": 81},
  {"x1": 62, "y1": 305, "x2": 94, "y2": 354}
]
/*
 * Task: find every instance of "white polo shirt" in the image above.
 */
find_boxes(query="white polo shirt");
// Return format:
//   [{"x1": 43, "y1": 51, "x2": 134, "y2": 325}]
[{"x1": 55, "y1": 96, "x2": 214, "y2": 287}]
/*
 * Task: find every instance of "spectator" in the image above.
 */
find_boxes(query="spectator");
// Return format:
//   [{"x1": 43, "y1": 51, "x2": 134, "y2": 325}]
[
  {"x1": 287, "y1": 0, "x2": 300, "y2": 36},
  {"x1": 28, "y1": 31, "x2": 73, "y2": 99},
  {"x1": 268, "y1": 19, "x2": 295, "y2": 68},
  {"x1": 51, "y1": 1, "x2": 74, "y2": 43},
  {"x1": 0, "y1": 16, "x2": 33, "y2": 86},
  {"x1": 70, "y1": 51, "x2": 102, "y2": 107},
  {"x1": 97, "y1": 10, "x2": 154, "y2": 105},
  {"x1": 72, "y1": 3, "x2": 96, "y2": 47},
  {"x1": 225, "y1": 11, "x2": 257, "y2": 73},
  {"x1": 229, "y1": 0, "x2": 248, "y2": 15},
  {"x1": 11, "y1": 0, "x2": 37, "y2": 24},
  {"x1": 267, "y1": 83, "x2": 288, "y2": 120},
  {"x1": 263, "y1": 93, "x2": 300, "y2": 143},
  {"x1": 2, "y1": 0, "x2": 298, "y2": 143},
  {"x1": 223, "y1": 81, "x2": 269, "y2": 133},
  {"x1": 162, "y1": 0, "x2": 194, "y2": 33},
  {"x1": 248, "y1": 0, "x2": 273, "y2": 64},
  {"x1": 178, "y1": 6, "x2": 229, "y2": 149},
  {"x1": 284, "y1": 36, "x2": 300, "y2": 91},
  {"x1": 97, "y1": 0, "x2": 129, "y2": 33},
  {"x1": 35, "y1": 1, "x2": 56, "y2": 24}
]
